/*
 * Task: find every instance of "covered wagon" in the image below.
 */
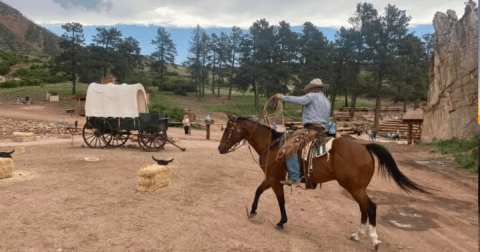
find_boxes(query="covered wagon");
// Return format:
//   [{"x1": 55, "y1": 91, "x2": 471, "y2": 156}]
[{"x1": 83, "y1": 83, "x2": 168, "y2": 151}]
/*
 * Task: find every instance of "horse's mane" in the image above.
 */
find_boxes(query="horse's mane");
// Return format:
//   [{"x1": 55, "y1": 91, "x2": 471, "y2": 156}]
[{"x1": 236, "y1": 117, "x2": 284, "y2": 140}]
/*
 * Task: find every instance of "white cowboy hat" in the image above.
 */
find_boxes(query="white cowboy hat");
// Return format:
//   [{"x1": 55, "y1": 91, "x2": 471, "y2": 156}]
[{"x1": 304, "y1": 78, "x2": 329, "y2": 92}]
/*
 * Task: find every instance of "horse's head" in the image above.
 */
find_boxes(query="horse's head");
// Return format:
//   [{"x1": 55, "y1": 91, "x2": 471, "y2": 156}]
[{"x1": 218, "y1": 114, "x2": 248, "y2": 154}]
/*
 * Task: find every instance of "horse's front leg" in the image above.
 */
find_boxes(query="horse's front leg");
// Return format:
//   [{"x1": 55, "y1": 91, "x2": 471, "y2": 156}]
[
  {"x1": 250, "y1": 180, "x2": 271, "y2": 218},
  {"x1": 271, "y1": 183, "x2": 287, "y2": 229}
]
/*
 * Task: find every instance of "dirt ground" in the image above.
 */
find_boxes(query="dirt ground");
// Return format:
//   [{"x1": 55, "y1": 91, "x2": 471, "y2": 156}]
[{"x1": 0, "y1": 100, "x2": 478, "y2": 252}]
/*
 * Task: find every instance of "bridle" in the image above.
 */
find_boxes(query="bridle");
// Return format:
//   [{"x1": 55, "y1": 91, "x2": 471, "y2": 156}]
[{"x1": 223, "y1": 117, "x2": 244, "y2": 153}]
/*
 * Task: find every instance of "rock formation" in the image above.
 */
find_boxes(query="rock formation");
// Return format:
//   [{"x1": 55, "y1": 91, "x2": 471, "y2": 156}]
[{"x1": 422, "y1": 2, "x2": 478, "y2": 142}]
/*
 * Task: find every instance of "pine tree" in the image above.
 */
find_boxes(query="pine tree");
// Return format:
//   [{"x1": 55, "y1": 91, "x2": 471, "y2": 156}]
[
  {"x1": 56, "y1": 22, "x2": 85, "y2": 95},
  {"x1": 151, "y1": 27, "x2": 176, "y2": 91},
  {"x1": 92, "y1": 27, "x2": 123, "y2": 78}
]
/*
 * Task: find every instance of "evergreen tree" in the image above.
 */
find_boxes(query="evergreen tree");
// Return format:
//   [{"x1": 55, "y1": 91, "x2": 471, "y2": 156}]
[
  {"x1": 208, "y1": 33, "x2": 219, "y2": 95},
  {"x1": 352, "y1": 3, "x2": 412, "y2": 130},
  {"x1": 227, "y1": 26, "x2": 243, "y2": 100},
  {"x1": 185, "y1": 25, "x2": 204, "y2": 97},
  {"x1": 55, "y1": 22, "x2": 85, "y2": 95},
  {"x1": 151, "y1": 27, "x2": 177, "y2": 91},
  {"x1": 92, "y1": 27, "x2": 123, "y2": 78},
  {"x1": 112, "y1": 37, "x2": 143, "y2": 83}
]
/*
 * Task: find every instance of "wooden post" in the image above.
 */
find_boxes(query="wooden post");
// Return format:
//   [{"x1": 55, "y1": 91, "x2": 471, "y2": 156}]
[
  {"x1": 206, "y1": 123, "x2": 210, "y2": 140},
  {"x1": 408, "y1": 123, "x2": 413, "y2": 145},
  {"x1": 76, "y1": 96, "x2": 79, "y2": 116}
]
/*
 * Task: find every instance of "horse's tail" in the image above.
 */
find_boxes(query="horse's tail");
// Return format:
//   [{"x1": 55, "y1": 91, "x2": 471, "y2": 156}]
[{"x1": 366, "y1": 143, "x2": 431, "y2": 195}]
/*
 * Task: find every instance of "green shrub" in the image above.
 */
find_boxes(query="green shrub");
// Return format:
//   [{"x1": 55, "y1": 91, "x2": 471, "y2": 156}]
[
  {"x1": 430, "y1": 135, "x2": 478, "y2": 172},
  {"x1": 19, "y1": 77, "x2": 43, "y2": 87},
  {"x1": 12, "y1": 68, "x2": 29, "y2": 77},
  {"x1": 0, "y1": 80, "x2": 19, "y2": 88},
  {"x1": 45, "y1": 75, "x2": 68, "y2": 84},
  {"x1": 173, "y1": 88, "x2": 187, "y2": 96},
  {"x1": 0, "y1": 64, "x2": 9, "y2": 75}
]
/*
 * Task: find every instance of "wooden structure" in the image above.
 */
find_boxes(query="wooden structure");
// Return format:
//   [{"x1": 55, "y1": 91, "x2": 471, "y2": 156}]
[
  {"x1": 101, "y1": 77, "x2": 116, "y2": 84},
  {"x1": 205, "y1": 119, "x2": 215, "y2": 140},
  {"x1": 66, "y1": 95, "x2": 86, "y2": 116},
  {"x1": 401, "y1": 110, "x2": 424, "y2": 144}
]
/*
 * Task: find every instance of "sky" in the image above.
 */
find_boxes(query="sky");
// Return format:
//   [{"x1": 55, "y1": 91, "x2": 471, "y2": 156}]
[{"x1": 3, "y1": 0, "x2": 469, "y2": 64}]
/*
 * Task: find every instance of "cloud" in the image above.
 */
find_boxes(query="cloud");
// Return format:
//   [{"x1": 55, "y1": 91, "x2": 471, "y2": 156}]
[
  {"x1": 52, "y1": 0, "x2": 113, "y2": 12},
  {"x1": 6, "y1": 0, "x2": 467, "y2": 28}
]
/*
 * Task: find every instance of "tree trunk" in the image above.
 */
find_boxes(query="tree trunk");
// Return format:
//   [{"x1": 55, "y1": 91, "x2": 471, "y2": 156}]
[
  {"x1": 212, "y1": 53, "x2": 216, "y2": 95},
  {"x1": 71, "y1": 30, "x2": 76, "y2": 95},
  {"x1": 403, "y1": 97, "x2": 407, "y2": 112},
  {"x1": 159, "y1": 65, "x2": 164, "y2": 91},
  {"x1": 344, "y1": 89, "x2": 348, "y2": 107},
  {"x1": 330, "y1": 89, "x2": 337, "y2": 117},
  {"x1": 373, "y1": 74, "x2": 383, "y2": 131},
  {"x1": 350, "y1": 93, "x2": 357, "y2": 118}
]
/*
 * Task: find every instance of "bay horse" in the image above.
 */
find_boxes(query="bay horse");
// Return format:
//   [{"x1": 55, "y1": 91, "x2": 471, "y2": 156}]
[{"x1": 218, "y1": 115, "x2": 430, "y2": 251}]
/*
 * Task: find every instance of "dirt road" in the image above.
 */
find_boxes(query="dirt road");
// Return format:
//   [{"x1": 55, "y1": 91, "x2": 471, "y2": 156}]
[
  {"x1": 0, "y1": 99, "x2": 478, "y2": 252},
  {"x1": 0, "y1": 124, "x2": 477, "y2": 252}
]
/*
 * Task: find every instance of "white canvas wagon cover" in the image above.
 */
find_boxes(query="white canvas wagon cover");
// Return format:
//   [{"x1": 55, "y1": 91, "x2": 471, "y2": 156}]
[{"x1": 85, "y1": 83, "x2": 149, "y2": 118}]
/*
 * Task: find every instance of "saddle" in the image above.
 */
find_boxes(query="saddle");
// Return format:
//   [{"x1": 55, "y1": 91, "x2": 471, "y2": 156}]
[
  {"x1": 300, "y1": 136, "x2": 334, "y2": 189},
  {"x1": 277, "y1": 125, "x2": 330, "y2": 190}
]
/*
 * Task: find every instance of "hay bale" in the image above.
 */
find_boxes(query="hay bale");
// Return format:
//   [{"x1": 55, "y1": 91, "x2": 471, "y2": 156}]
[
  {"x1": 137, "y1": 164, "x2": 171, "y2": 192},
  {"x1": 13, "y1": 132, "x2": 36, "y2": 142},
  {"x1": 15, "y1": 146, "x2": 25, "y2": 154},
  {"x1": 0, "y1": 158, "x2": 14, "y2": 179}
]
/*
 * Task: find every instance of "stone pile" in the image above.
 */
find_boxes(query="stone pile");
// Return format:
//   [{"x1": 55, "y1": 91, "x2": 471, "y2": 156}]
[{"x1": 0, "y1": 118, "x2": 70, "y2": 140}]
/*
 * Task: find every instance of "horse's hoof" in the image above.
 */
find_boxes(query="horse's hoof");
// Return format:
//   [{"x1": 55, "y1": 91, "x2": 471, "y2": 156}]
[
  {"x1": 249, "y1": 213, "x2": 257, "y2": 219},
  {"x1": 349, "y1": 235, "x2": 360, "y2": 241},
  {"x1": 275, "y1": 223, "x2": 284, "y2": 230},
  {"x1": 374, "y1": 242, "x2": 381, "y2": 251}
]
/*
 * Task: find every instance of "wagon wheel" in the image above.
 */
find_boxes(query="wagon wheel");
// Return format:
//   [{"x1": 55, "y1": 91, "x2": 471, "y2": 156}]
[
  {"x1": 82, "y1": 119, "x2": 113, "y2": 148},
  {"x1": 138, "y1": 126, "x2": 165, "y2": 151},
  {"x1": 109, "y1": 130, "x2": 130, "y2": 147}
]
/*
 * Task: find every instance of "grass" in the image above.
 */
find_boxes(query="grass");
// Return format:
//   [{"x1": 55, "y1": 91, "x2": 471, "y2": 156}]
[
  {"x1": 429, "y1": 135, "x2": 478, "y2": 173},
  {"x1": 202, "y1": 92, "x2": 303, "y2": 120},
  {"x1": 0, "y1": 81, "x2": 89, "y2": 97}
]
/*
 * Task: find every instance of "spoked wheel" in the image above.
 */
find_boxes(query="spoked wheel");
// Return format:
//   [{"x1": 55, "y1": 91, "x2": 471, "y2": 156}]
[
  {"x1": 109, "y1": 130, "x2": 130, "y2": 147},
  {"x1": 138, "y1": 126, "x2": 166, "y2": 151},
  {"x1": 82, "y1": 119, "x2": 113, "y2": 148}
]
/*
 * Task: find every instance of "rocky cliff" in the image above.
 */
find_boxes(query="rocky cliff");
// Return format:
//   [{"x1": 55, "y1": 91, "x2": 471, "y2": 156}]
[
  {"x1": 0, "y1": 1, "x2": 61, "y2": 56},
  {"x1": 422, "y1": 2, "x2": 478, "y2": 142}
]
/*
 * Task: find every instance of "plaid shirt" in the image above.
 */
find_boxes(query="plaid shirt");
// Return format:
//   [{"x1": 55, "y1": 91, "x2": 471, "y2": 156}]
[{"x1": 282, "y1": 92, "x2": 331, "y2": 126}]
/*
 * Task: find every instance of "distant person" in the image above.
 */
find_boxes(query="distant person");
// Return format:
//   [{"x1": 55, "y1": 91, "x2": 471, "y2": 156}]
[
  {"x1": 205, "y1": 115, "x2": 211, "y2": 122},
  {"x1": 182, "y1": 114, "x2": 190, "y2": 138},
  {"x1": 369, "y1": 130, "x2": 376, "y2": 141},
  {"x1": 328, "y1": 117, "x2": 337, "y2": 138}
]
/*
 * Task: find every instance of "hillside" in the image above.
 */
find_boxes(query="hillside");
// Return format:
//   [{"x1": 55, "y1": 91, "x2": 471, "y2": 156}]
[{"x1": 0, "y1": 1, "x2": 61, "y2": 56}]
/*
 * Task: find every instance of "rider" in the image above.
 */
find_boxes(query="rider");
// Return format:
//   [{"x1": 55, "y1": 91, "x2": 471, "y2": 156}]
[{"x1": 275, "y1": 78, "x2": 331, "y2": 185}]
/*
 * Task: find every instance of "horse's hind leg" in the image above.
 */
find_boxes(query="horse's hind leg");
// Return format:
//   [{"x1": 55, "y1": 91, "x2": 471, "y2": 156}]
[
  {"x1": 271, "y1": 183, "x2": 287, "y2": 229},
  {"x1": 349, "y1": 189, "x2": 382, "y2": 250},
  {"x1": 349, "y1": 189, "x2": 368, "y2": 241},
  {"x1": 250, "y1": 180, "x2": 271, "y2": 218},
  {"x1": 367, "y1": 198, "x2": 381, "y2": 251}
]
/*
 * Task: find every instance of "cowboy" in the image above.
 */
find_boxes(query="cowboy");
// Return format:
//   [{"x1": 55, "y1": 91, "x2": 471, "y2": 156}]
[{"x1": 275, "y1": 78, "x2": 331, "y2": 185}]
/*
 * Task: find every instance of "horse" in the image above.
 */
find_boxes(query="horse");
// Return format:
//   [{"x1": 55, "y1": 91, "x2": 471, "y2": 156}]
[{"x1": 218, "y1": 115, "x2": 430, "y2": 251}]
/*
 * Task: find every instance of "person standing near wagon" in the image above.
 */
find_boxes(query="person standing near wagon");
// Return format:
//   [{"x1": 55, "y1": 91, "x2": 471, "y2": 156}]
[
  {"x1": 182, "y1": 114, "x2": 190, "y2": 138},
  {"x1": 275, "y1": 78, "x2": 331, "y2": 185}
]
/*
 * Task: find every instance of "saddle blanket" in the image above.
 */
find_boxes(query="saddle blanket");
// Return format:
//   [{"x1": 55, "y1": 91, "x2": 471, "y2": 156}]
[{"x1": 302, "y1": 137, "x2": 334, "y2": 161}]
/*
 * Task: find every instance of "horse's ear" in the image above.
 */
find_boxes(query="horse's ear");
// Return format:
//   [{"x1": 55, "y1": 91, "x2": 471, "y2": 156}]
[{"x1": 226, "y1": 114, "x2": 234, "y2": 122}]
